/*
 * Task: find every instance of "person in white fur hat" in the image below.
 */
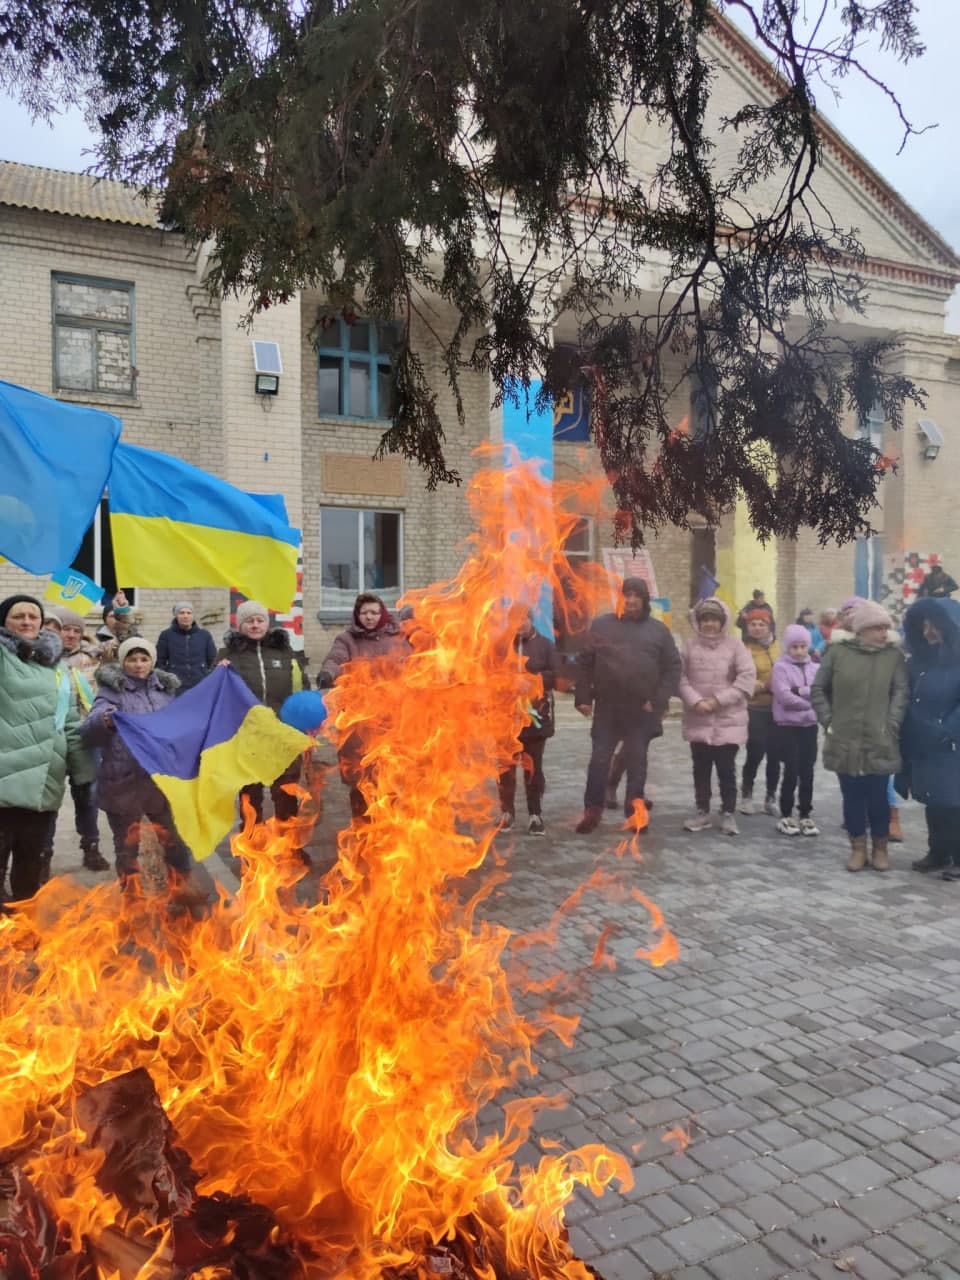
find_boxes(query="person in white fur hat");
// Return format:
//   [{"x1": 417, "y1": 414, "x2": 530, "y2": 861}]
[{"x1": 812, "y1": 601, "x2": 907, "y2": 873}]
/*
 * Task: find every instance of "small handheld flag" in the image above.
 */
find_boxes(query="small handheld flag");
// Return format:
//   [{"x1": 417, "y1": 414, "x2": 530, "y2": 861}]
[{"x1": 44, "y1": 567, "x2": 104, "y2": 614}]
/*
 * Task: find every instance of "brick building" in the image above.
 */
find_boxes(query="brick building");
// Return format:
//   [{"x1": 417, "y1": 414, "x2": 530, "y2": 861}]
[{"x1": 1, "y1": 19, "x2": 959, "y2": 664}]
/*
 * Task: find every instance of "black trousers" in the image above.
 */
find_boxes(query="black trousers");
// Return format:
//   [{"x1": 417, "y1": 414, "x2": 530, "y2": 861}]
[
  {"x1": 742, "y1": 706, "x2": 780, "y2": 798},
  {"x1": 775, "y1": 723, "x2": 818, "y2": 819},
  {"x1": 498, "y1": 737, "x2": 547, "y2": 817},
  {"x1": 926, "y1": 804, "x2": 960, "y2": 868},
  {"x1": 690, "y1": 743, "x2": 738, "y2": 814},
  {"x1": 585, "y1": 703, "x2": 661, "y2": 818},
  {"x1": 240, "y1": 760, "x2": 301, "y2": 825},
  {"x1": 0, "y1": 807, "x2": 54, "y2": 903}
]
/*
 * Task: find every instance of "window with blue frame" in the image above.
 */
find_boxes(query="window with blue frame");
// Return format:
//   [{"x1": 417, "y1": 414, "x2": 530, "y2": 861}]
[{"x1": 316, "y1": 317, "x2": 399, "y2": 419}]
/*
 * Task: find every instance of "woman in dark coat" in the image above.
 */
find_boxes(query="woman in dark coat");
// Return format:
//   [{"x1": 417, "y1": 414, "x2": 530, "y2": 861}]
[
  {"x1": 217, "y1": 600, "x2": 309, "y2": 823},
  {"x1": 497, "y1": 611, "x2": 558, "y2": 835},
  {"x1": 900, "y1": 597, "x2": 960, "y2": 880},
  {"x1": 156, "y1": 601, "x2": 217, "y2": 691}
]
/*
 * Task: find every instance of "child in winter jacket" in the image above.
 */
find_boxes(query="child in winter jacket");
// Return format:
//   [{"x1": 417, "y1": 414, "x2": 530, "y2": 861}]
[
  {"x1": 679, "y1": 598, "x2": 756, "y2": 835},
  {"x1": 771, "y1": 624, "x2": 819, "y2": 837},
  {"x1": 740, "y1": 609, "x2": 781, "y2": 816},
  {"x1": 82, "y1": 637, "x2": 191, "y2": 885}
]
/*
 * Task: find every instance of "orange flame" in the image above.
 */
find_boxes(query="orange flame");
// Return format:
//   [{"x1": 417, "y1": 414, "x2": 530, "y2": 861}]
[
  {"x1": 662, "y1": 1125, "x2": 692, "y2": 1155},
  {"x1": 0, "y1": 448, "x2": 677, "y2": 1277}
]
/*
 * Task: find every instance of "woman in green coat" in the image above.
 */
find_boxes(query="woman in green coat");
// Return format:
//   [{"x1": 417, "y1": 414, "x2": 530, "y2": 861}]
[
  {"x1": 0, "y1": 594, "x2": 94, "y2": 903},
  {"x1": 811, "y1": 601, "x2": 907, "y2": 874}
]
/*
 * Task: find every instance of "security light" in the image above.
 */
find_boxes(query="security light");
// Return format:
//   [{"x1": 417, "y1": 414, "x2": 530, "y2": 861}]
[
  {"x1": 917, "y1": 418, "x2": 944, "y2": 461},
  {"x1": 253, "y1": 341, "x2": 282, "y2": 395}
]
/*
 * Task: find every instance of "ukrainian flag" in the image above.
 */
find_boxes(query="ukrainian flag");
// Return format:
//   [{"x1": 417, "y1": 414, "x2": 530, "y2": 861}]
[
  {"x1": 112, "y1": 667, "x2": 311, "y2": 858},
  {"x1": 45, "y1": 566, "x2": 104, "y2": 614},
  {"x1": 108, "y1": 443, "x2": 300, "y2": 612}
]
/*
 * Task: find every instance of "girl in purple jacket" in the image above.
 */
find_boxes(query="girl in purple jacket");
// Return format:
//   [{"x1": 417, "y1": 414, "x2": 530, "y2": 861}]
[{"x1": 771, "y1": 624, "x2": 819, "y2": 837}]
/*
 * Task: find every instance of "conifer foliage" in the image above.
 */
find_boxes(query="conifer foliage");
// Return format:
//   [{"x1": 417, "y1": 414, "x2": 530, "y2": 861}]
[{"x1": 0, "y1": 0, "x2": 931, "y2": 542}]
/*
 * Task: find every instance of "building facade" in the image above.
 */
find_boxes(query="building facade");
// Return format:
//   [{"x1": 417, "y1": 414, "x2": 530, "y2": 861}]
[{"x1": 1, "y1": 22, "x2": 959, "y2": 662}]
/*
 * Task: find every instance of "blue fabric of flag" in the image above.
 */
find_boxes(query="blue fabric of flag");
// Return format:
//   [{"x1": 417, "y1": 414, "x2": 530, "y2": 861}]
[
  {"x1": 698, "y1": 566, "x2": 720, "y2": 601},
  {"x1": 0, "y1": 379, "x2": 122, "y2": 573}
]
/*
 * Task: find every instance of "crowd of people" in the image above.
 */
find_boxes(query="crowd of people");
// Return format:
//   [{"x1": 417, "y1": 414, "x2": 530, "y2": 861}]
[{"x1": 1, "y1": 566, "x2": 959, "y2": 906}]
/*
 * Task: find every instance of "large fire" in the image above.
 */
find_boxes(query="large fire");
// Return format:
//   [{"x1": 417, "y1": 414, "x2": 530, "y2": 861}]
[{"x1": 0, "y1": 451, "x2": 677, "y2": 1280}]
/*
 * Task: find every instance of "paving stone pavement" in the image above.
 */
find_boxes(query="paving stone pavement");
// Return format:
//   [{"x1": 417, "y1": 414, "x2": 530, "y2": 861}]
[{"x1": 49, "y1": 702, "x2": 960, "y2": 1279}]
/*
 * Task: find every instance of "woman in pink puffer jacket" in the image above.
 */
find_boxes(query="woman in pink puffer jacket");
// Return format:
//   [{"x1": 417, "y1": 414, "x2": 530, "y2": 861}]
[{"x1": 679, "y1": 598, "x2": 756, "y2": 835}]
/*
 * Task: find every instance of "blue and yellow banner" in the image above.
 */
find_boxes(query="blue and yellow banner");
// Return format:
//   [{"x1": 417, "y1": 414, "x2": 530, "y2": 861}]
[
  {"x1": 112, "y1": 666, "x2": 311, "y2": 857},
  {"x1": 108, "y1": 444, "x2": 301, "y2": 612},
  {"x1": 552, "y1": 385, "x2": 591, "y2": 441},
  {"x1": 44, "y1": 566, "x2": 104, "y2": 614},
  {"x1": 0, "y1": 380, "x2": 121, "y2": 574}
]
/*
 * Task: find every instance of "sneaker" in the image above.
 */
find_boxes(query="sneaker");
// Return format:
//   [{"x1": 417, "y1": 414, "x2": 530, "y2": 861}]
[
  {"x1": 763, "y1": 796, "x2": 779, "y2": 817},
  {"x1": 777, "y1": 816, "x2": 800, "y2": 836},
  {"x1": 799, "y1": 818, "x2": 819, "y2": 837},
  {"x1": 499, "y1": 812, "x2": 515, "y2": 831},
  {"x1": 720, "y1": 813, "x2": 739, "y2": 836},
  {"x1": 683, "y1": 811, "x2": 712, "y2": 832},
  {"x1": 528, "y1": 815, "x2": 545, "y2": 836},
  {"x1": 575, "y1": 807, "x2": 603, "y2": 834},
  {"x1": 738, "y1": 793, "x2": 755, "y2": 815}
]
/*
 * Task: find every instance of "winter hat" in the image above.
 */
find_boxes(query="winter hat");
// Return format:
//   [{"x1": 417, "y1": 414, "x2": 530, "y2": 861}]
[
  {"x1": 236, "y1": 599, "x2": 269, "y2": 627},
  {"x1": 173, "y1": 600, "x2": 194, "y2": 616},
  {"x1": 695, "y1": 597, "x2": 725, "y2": 623},
  {"x1": 621, "y1": 577, "x2": 650, "y2": 599},
  {"x1": 54, "y1": 606, "x2": 85, "y2": 629},
  {"x1": 0, "y1": 594, "x2": 45, "y2": 628},
  {"x1": 840, "y1": 595, "x2": 866, "y2": 616},
  {"x1": 783, "y1": 624, "x2": 812, "y2": 649},
  {"x1": 43, "y1": 612, "x2": 63, "y2": 630},
  {"x1": 118, "y1": 636, "x2": 157, "y2": 666},
  {"x1": 849, "y1": 601, "x2": 893, "y2": 635}
]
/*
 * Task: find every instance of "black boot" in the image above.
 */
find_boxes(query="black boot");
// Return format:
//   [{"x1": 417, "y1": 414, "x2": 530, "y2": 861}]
[
  {"x1": 81, "y1": 839, "x2": 110, "y2": 872},
  {"x1": 38, "y1": 851, "x2": 53, "y2": 886}
]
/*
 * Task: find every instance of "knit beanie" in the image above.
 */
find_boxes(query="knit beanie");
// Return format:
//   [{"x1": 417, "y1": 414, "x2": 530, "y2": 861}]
[
  {"x1": 118, "y1": 636, "x2": 157, "y2": 666},
  {"x1": 849, "y1": 601, "x2": 893, "y2": 635},
  {"x1": 840, "y1": 595, "x2": 866, "y2": 616},
  {"x1": 54, "y1": 606, "x2": 85, "y2": 629},
  {"x1": 173, "y1": 600, "x2": 194, "y2": 616},
  {"x1": 621, "y1": 577, "x2": 650, "y2": 599},
  {"x1": 43, "y1": 612, "x2": 63, "y2": 630},
  {"x1": 783, "y1": 624, "x2": 812, "y2": 649},
  {"x1": 0, "y1": 594, "x2": 45, "y2": 628},
  {"x1": 695, "y1": 597, "x2": 725, "y2": 623},
  {"x1": 236, "y1": 600, "x2": 269, "y2": 627}
]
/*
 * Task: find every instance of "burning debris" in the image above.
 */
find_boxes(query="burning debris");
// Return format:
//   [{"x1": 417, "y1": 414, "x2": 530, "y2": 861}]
[{"x1": 0, "y1": 455, "x2": 676, "y2": 1280}]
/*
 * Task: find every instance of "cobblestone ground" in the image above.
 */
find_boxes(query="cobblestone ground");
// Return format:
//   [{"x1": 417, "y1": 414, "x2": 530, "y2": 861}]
[{"x1": 51, "y1": 702, "x2": 960, "y2": 1280}]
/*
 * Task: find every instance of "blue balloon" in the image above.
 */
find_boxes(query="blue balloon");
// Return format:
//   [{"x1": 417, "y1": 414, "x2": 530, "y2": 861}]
[{"x1": 280, "y1": 690, "x2": 328, "y2": 733}]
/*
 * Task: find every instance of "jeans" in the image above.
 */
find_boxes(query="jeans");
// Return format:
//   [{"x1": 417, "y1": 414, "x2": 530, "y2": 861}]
[
  {"x1": 106, "y1": 803, "x2": 191, "y2": 883},
  {"x1": 775, "y1": 724, "x2": 818, "y2": 819},
  {"x1": 887, "y1": 775, "x2": 898, "y2": 808},
  {"x1": 690, "y1": 743, "x2": 738, "y2": 814},
  {"x1": 838, "y1": 774, "x2": 890, "y2": 839},
  {"x1": 0, "y1": 807, "x2": 52, "y2": 902},
  {"x1": 498, "y1": 737, "x2": 547, "y2": 816},
  {"x1": 742, "y1": 707, "x2": 780, "y2": 799},
  {"x1": 925, "y1": 805, "x2": 960, "y2": 868},
  {"x1": 44, "y1": 779, "x2": 100, "y2": 854},
  {"x1": 584, "y1": 703, "x2": 661, "y2": 817}
]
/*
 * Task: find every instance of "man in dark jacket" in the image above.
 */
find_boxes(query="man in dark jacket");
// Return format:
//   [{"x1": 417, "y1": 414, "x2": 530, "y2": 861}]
[
  {"x1": 156, "y1": 602, "x2": 217, "y2": 692},
  {"x1": 574, "y1": 577, "x2": 681, "y2": 832},
  {"x1": 917, "y1": 564, "x2": 958, "y2": 599}
]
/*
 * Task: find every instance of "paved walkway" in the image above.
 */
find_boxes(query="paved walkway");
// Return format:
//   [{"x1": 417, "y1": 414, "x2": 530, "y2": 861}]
[{"x1": 48, "y1": 704, "x2": 960, "y2": 1279}]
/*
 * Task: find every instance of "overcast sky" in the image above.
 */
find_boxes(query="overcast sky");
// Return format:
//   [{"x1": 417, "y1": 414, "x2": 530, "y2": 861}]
[{"x1": 1, "y1": 1, "x2": 957, "y2": 323}]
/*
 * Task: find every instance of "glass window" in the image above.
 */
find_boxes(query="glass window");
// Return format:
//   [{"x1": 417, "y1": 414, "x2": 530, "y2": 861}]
[
  {"x1": 315, "y1": 315, "x2": 395, "y2": 419},
  {"x1": 320, "y1": 507, "x2": 402, "y2": 613},
  {"x1": 52, "y1": 274, "x2": 135, "y2": 396}
]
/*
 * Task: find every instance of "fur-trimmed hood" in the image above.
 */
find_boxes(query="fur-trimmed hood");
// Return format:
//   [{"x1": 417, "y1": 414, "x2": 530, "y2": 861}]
[
  {"x1": 95, "y1": 662, "x2": 180, "y2": 694},
  {"x1": 0, "y1": 626, "x2": 63, "y2": 668},
  {"x1": 220, "y1": 627, "x2": 294, "y2": 654}
]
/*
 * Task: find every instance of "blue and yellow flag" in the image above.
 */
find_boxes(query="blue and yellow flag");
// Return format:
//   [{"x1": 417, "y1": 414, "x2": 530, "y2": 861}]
[
  {"x1": 44, "y1": 566, "x2": 104, "y2": 614},
  {"x1": 112, "y1": 667, "x2": 311, "y2": 858},
  {"x1": 0, "y1": 380, "x2": 121, "y2": 574},
  {"x1": 108, "y1": 443, "x2": 301, "y2": 612}
]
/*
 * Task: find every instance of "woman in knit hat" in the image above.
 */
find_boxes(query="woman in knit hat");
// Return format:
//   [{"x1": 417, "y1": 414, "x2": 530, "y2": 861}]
[
  {"x1": 82, "y1": 637, "x2": 190, "y2": 885},
  {"x1": 217, "y1": 600, "x2": 309, "y2": 824},
  {"x1": 0, "y1": 594, "x2": 94, "y2": 903},
  {"x1": 156, "y1": 601, "x2": 217, "y2": 693},
  {"x1": 812, "y1": 601, "x2": 908, "y2": 872}
]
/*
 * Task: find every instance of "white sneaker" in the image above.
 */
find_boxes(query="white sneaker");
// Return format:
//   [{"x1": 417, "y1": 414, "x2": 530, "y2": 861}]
[
  {"x1": 738, "y1": 794, "x2": 755, "y2": 815},
  {"x1": 777, "y1": 816, "x2": 800, "y2": 836},
  {"x1": 528, "y1": 815, "x2": 545, "y2": 836},
  {"x1": 720, "y1": 813, "x2": 739, "y2": 836},
  {"x1": 799, "y1": 818, "x2": 820, "y2": 837},
  {"x1": 684, "y1": 811, "x2": 713, "y2": 832},
  {"x1": 764, "y1": 796, "x2": 780, "y2": 817}
]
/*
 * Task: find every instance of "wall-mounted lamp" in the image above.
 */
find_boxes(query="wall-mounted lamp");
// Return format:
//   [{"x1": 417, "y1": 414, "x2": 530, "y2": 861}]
[
  {"x1": 253, "y1": 340, "x2": 282, "y2": 395},
  {"x1": 918, "y1": 417, "x2": 944, "y2": 461}
]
